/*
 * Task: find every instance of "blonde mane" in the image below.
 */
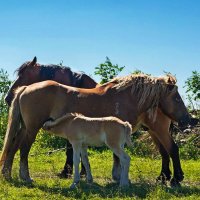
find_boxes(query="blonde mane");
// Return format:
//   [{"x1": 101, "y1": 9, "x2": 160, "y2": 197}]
[{"x1": 110, "y1": 74, "x2": 177, "y2": 121}]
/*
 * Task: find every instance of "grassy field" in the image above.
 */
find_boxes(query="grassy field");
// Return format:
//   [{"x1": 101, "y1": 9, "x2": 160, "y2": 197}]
[{"x1": 0, "y1": 149, "x2": 199, "y2": 200}]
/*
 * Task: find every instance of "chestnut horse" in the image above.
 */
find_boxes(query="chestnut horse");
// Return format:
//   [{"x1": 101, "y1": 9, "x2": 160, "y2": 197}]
[
  {"x1": 1, "y1": 74, "x2": 191, "y2": 186},
  {"x1": 43, "y1": 113, "x2": 132, "y2": 188},
  {"x1": 4, "y1": 56, "x2": 97, "y2": 176}
]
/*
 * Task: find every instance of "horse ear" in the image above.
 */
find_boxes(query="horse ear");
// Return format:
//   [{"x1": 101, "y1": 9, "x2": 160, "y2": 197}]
[
  {"x1": 168, "y1": 84, "x2": 175, "y2": 91},
  {"x1": 167, "y1": 77, "x2": 173, "y2": 84},
  {"x1": 30, "y1": 56, "x2": 37, "y2": 66},
  {"x1": 167, "y1": 76, "x2": 176, "y2": 84}
]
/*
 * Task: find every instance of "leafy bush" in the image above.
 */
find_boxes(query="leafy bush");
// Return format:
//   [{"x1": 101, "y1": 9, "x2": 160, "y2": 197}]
[
  {"x1": 185, "y1": 70, "x2": 200, "y2": 110},
  {"x1": 94, "y1": 57, "x2": 125, "y2": 84},
  {"x1": 0, "y1": 69, "x2": 11, "y2": 148},
  {"x1": 33, "y1": 130, "x2": 66, "y2": 151}
]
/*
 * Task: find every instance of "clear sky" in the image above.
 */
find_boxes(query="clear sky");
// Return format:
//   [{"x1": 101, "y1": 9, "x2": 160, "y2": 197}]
[{"x1": 0, "y1": 0, "x2": 200, "y2": 101}]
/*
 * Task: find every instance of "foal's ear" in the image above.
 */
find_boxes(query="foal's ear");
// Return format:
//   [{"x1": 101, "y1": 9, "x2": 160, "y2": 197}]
[{"x1": 30, "y1": 56, "x2": 37, "y2": 66}]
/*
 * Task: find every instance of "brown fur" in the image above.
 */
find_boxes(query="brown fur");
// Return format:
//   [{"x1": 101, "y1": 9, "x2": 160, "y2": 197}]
[
  {"x1": 0, "y1": 86, "x2": 26, "y2": 165},
  {"x1": 0, "y1": 73, "x2": 190, "y2": 184},
  {"x1": 3, "y1": 57, "x2": 185, "y2": 184}
]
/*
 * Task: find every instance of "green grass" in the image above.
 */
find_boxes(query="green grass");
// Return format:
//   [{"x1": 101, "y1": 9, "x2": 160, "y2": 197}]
[{"x1": 0, "y1": 149, "x2": 199, "y2": 200}]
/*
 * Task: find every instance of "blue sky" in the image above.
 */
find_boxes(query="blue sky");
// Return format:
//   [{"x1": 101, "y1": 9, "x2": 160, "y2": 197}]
[{"x1": 0, "y1": 0, "x2": 200, "y2": 101}]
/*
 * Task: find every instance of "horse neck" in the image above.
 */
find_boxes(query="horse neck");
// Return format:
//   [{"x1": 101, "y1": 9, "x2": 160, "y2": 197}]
[{"x1": 54, "y1": 113, "x2": 75, "y2": 126}]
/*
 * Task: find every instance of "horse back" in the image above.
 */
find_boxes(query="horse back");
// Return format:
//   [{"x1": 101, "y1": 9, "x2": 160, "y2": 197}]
[{"x1": 18, "y1": 81, "x2": 76, "y2": 129}]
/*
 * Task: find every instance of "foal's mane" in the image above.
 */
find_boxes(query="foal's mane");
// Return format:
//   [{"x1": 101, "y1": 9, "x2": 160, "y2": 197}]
[
  {"x1": 15, "y1": 61, "x2": 71, "y2": 76},
  {"x1": 108, "y1": 74, "x2": 177, "y2": 120}
]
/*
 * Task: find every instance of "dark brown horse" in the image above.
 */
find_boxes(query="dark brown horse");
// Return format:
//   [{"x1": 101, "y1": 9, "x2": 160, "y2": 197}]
[
  {"x1": 5, "y1": 57, "x2": 97, "y2": 106},
  {"x1": 1, "y1": 74, "x2": 192, "y2": 186}
]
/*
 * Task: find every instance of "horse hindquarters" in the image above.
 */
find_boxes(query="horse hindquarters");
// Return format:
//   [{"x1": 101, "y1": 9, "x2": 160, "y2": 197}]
[{"x1": 0, "y1": 86, "x2": 26, "y2": 179}]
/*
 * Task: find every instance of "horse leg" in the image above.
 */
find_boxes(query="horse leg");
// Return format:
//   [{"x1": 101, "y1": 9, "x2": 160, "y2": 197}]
[
  {"x1": 112, "y1": 154, "x2": 121, "y2": 182},
  {"x1": 149, "y1": 129, "x2": 184, "y2": 186},
  {"x1": 70, "y1": 142, "x2": 81, "y2": 189},
  {"x1": 111, "y1": 147, "x2": 130, "y2": 187},
  {"x1": 19, "y1": 129, "x2": 38, "y2": 182},
  {"x1": 1, "y1": 127, "x2": 25, "y2": 180},
  {"x1": 148, "y1": 131, "x2": 171, "y2": 183},
  {"x1": 60, "y1": 140, "x2": 87, "y2": 178},
  {"x1": 80, "y1": 146, "x2": 93, "y2": 183},
  {"x1": 60, "y1": 140, "x2": 73, "y2": 178}
]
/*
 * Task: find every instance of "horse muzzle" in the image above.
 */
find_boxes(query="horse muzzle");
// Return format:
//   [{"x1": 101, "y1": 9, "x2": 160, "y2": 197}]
[
  {"x1": 178, "y1": 116, "x2": 200, "y2": 131},
  {"x1": 178, "y1": 115, "x2": 191, "y2": 131}
]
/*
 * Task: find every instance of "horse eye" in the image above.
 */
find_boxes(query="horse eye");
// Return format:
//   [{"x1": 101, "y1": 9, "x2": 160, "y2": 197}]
[{"x1": 176, "y1": 97, "x2": 181, "y2": 102}]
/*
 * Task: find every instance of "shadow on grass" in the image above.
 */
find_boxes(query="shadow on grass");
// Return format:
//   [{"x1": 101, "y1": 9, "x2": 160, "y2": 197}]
[{"x1": 7, "y1": 178, "x2": 200, "y2": 199}]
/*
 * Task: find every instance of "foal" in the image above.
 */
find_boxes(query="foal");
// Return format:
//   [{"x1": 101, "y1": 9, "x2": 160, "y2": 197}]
[{"x1": 43, "y1": 113, "x2": 132, "y2": 188}]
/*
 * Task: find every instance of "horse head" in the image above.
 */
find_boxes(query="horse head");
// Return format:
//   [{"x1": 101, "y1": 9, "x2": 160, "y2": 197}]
[
  {"x1": 5, "y1": 57, "x2": 39, "y2": 106},
  {"x1": 159, "y1": 77, "x2": 191, "y2": 130}
]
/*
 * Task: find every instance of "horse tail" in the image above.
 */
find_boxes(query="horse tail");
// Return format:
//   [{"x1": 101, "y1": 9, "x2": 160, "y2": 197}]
[
  {"x1": 124, "y1": 122, "x2": 133, "y2": 147},
  {"x1": 0, "y1": 86, "x2": 26, "y2": 166}
]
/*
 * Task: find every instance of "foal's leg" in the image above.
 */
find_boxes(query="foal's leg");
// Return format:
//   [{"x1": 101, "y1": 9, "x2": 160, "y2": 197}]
[
  {"x1": 19, "y1": 129, "x2": 38, "y2": 182},
  {"x1": 70, "y1": 142, "x2": 81, "y2": 189},
  {"x1": 1, "y1": 127, "x2": 25, "y2": 180},
  {"x1": 112, "y1": 154, "x2": 121, "y2": 182},
  {"x1": 81, "y1": 146, "x2": 93, "y2": 183},
  {"x1": 111, "y1": 147, "x2": 130, "y2": 187},
  {"x1": 60, "y1": 140, "x2": 87, "y2": 178}
]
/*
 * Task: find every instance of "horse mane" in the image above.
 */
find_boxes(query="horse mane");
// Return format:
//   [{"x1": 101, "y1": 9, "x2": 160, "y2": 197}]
[
  {"x1": 15, "y1": 61, "x2": 71, "y2": 76},
  {"x1": 109, "y1": 74, "x2": 177, "y2": 121},
  {"x1": 15, "y1": 61, "x2": 31, "y2": 76}
]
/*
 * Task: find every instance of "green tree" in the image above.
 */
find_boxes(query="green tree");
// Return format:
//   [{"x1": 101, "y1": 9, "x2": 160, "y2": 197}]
[
  {"x1": 0, "y1": 69, "x2": 11, "y2": 148},
  {"x1": 185, "y1": 71, "x2": 200, "y2": 101},
  {"x1": 94, "y1": 57, "x2": 125, "y2": 84},
  {"x1": 132, "y1": 69, "x2": 151, "y2": 76}
]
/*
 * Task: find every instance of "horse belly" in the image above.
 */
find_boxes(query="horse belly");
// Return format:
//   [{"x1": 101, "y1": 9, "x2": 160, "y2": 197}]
[{"x1": 83, "y1": 131, "x2": 105, "y2": 147}]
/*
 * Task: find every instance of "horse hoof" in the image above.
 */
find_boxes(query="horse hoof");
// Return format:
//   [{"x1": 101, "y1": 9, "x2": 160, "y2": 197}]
[
  {"x1": 80, "y1": 171, "x2": 86, "y2": 178},
  {"x1": 156, "y1": 172, "x2": 171, "y2": 182},
  {"x1": 119, "y1": 182, "x2": 129, "y2": 188},
  {"x1": 70, "y1": 182, "x2": 79, "y2": 189},
  {"x1": 26, "y1": 178, "x2": 34, "y2": 183},
  {"x1": 57, "y1": 172, "x2": 72, "y2": 179},
  {"x1": 170, "y1": 178, "x2": 181, "y2": 187},
  {"x1": 21, "y1": 177, "x2": 34, "y2": 183},
  {"x1": 87, "y1": 178, "x2": 93, "y2": 184},
  {"x1": 112, "y1": 175, "x2": 120, "y2": 183},
  {"x1": 2, "y1": 175, "x2": 12, "y2": 181},
  {"x1": 156, "y1": 176, "x2": 167, "y2": 185},
  {"x1": 1, "y1": 169, "x2": 12, "y2": 181}
]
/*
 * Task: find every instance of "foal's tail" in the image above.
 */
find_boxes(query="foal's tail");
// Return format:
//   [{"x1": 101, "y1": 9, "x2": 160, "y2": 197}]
[
  {"x1": 124, "y1": 122, "x2": 133, "y2": 147},
  {"x1": 0, "y1": 86, "x2": 26, "y2": 166}
]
